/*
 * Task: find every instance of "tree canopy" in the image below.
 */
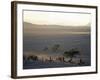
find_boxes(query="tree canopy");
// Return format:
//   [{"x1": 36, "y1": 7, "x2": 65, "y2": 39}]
[
  {"x1": 63, "y1": 48, "x2": 80, "y2": 58},
  {"x1": 52, "y1": 44, "x2": 60, "y2": 52}
]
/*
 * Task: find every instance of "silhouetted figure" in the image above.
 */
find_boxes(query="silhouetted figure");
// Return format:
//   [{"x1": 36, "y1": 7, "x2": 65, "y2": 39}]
[
  {"x1": 78, "y1": 59, "x2": 85, "y2": 65},
  {"x1": 49, "y1": 56, "x2": 52, "y2": 62},
  {"x1": 62, "y1": 57, "x2": 64, "y2": 62}
]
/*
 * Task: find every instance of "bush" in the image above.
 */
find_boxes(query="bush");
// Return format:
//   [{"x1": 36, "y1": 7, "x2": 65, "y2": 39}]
[{"x1": 27, "y1": 55, "x2": 38, "y2": 61}]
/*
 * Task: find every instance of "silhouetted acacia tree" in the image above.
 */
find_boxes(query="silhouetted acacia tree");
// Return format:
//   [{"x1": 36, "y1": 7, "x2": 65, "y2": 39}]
[
  {"x1": 63, "y1": 48, "x2": 80, "y2": 63},
  {"x1": 52, "y1": 44, "x2": 60, "y2": 52}
]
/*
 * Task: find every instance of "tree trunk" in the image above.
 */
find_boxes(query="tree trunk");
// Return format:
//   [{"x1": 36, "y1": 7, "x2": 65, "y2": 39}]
[{"x1": 68, "y1": 57, "x2": 73, "y2": 63}]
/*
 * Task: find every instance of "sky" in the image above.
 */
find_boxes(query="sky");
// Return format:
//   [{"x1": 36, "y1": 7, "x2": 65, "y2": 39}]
[{"x1": 23, "y1": 10, "x2": 91, "y2": 27}]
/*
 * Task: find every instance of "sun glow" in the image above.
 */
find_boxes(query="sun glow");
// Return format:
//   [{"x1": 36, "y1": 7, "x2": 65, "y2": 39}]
[{"x1": 23, "y1": 10, "x2": 91, "y2": 27}]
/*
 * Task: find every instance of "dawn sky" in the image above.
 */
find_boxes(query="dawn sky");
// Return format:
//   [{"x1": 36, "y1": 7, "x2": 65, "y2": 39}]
[{"x1": 23, "y1": 10, "x2": 91, "y2": 27}]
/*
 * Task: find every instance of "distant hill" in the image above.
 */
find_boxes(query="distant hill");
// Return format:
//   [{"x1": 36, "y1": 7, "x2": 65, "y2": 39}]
[{"x1": 23, "y1": 22, "x2": 90, "y2": 36}]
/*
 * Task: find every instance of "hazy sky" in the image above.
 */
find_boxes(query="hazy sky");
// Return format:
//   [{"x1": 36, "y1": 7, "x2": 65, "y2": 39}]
[{"x1": 23, "y1": 10, "x2": 91, "y2": 27}]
